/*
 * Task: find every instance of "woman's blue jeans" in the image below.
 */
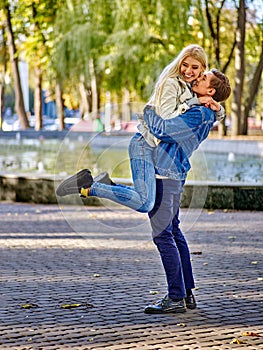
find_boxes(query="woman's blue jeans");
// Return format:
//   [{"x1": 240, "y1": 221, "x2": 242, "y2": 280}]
[
  {"x1": 89, "y1": 133, "x2": 156, "y2": 213},
  {"x1": 148, "y1": 178, "x2": 195, "y2": 300}
]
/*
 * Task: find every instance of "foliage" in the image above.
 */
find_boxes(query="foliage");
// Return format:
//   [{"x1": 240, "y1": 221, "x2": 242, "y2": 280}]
[
  {"x1": 54, "y1": 0, "x2": 115, "y2": 81},
  {"x1": 0, "y1": 0, "x2": 262, "y2": 132},
  {"x1": 103, "y1": 0, "x2": 193, "y2": 99}
]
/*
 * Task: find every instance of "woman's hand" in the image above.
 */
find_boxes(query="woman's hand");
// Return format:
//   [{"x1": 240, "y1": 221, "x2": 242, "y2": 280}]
[{"x1": 198, "y1": 96, "x2": 220, "y2": 111}]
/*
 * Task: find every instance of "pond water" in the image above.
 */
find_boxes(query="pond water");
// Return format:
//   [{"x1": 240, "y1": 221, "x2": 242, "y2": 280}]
[{"x1": 0, "y1": 136, "x2": 262, "y2": 184}]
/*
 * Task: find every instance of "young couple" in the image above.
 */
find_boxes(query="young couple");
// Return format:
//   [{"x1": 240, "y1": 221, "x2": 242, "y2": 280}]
[{"x1": 56, "y1": 44, "x2": 231, "y2": 314}]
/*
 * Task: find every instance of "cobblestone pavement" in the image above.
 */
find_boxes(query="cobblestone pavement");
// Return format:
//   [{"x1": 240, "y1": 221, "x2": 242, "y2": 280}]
[{"x1": 0, "y1": 202, "x2": 262, "y2": 350}]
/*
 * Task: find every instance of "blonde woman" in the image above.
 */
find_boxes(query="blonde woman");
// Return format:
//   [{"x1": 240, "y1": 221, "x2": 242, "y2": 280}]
[{"x1": 138, "y1": 44, "x2": 209, "y2": 147}]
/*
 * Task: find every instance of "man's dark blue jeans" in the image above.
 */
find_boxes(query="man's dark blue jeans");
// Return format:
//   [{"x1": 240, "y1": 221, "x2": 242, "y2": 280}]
[{"x1": 148, "y1": 178, "x2": 195, "y2": 300}]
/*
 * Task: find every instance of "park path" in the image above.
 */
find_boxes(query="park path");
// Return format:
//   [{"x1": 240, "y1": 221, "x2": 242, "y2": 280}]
[{"x1": 0, "y1": 202, "x2": 262, "y2": 349}]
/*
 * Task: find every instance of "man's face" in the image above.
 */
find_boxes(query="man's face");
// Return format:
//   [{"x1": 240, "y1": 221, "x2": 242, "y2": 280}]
[{"x1": 192, "y1": 71, "x2": 215, "y2": 96}]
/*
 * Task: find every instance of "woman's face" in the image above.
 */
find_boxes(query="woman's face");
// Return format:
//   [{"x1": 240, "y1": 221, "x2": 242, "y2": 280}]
[{"x1": 180, "y1": 57, "x2": 204, "y2": 83}]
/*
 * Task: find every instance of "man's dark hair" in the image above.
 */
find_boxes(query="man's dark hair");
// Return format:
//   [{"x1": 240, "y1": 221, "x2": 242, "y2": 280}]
[{"x1": 210, "y1": 68, "x2": 231, "y2": 102}]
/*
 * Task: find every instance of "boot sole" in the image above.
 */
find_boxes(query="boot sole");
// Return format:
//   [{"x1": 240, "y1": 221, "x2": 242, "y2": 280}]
[{"x1": 56, "y1": 169, "x2": 93, "y2": 196}]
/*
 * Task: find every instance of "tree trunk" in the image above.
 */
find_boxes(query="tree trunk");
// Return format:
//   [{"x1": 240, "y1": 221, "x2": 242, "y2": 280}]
[
  {"x1": 218, "y1": 120, "x2": 227, "y2": 137},
  {"x1": 79, "y1": 74, "x2": 90, "y2": 120},
  {"x1": 34, "y1": 69, "x2": 43, "y2": 130},
  {"x1": 204, "y1": 0, "x2": 220, "y2": 68},
  {"x1": 0, "y1": 75, "x2": 4, "y2": 130},
  {"x1": 0, "y1": 25, "x2": 7, "y2": 130},
  {"x1": 122, "y1": 88, "x2": 131, "y2": 121},
  {"x1": 231, "y1": 0, "x2": 246, "y2": 136},
  {"x1": 89, "y1": 58, "x2": 98, "y2": 118},
  {"x1": 56, "y1": 81, "x2": 65, "y2": 130},
  {"x1": 4, "y1": 3, "x2": 29, "y2": 129},
  {"x1": 243, "y1": 39, "x2": 263, "y2": 134},
  {"x1": 218, "y1": 101, "x2": 228, "y2": 137},
  {"x1": 204, "y1": 0, "x2": 236, "y2": 138}
]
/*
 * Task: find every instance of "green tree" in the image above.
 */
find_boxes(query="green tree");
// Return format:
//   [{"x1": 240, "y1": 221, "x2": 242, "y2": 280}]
[
  {"x1": 106, "y1": 0, "x2": 193, "y2": 100},
  {"x1": 15, "y1": 0, "x2": 62, "y2": 130},
  {"x1": 53, "y1": 0, "x2": 194, "y2": 122},
  {"x1": 1, "y1": 0, "x2": 29, "y2": 129},
  {"x1": 192, "y1": 0, "x2": 236, "y2": 136},
  {"x1": 193, "y1": 0, "x2": 263, "y2": 136},
  {"x1": 54, "y1": 0, "x2": 116, "y2": 119},
  {"x1": 231, "y1": 0, "x2": 263, "y2": 135}
]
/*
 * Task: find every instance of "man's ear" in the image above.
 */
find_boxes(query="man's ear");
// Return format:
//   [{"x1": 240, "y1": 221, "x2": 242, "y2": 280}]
[{"x1": 208, "y1": 88, "x2": 216, "y2": 96}]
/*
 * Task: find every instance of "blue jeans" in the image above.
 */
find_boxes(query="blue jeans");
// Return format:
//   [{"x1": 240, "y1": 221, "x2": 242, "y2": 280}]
[
  {"x1": 89, "y1": 133, "x2": 156, "y2": 213},
  {"x1": 148, "y1": 178, "x2": 195, "y2": 300}
]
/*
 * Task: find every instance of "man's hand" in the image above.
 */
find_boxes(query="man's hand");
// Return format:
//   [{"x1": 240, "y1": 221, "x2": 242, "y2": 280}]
[{"x1": 198, "y1": 96, "x2": 220, "y2": 111}]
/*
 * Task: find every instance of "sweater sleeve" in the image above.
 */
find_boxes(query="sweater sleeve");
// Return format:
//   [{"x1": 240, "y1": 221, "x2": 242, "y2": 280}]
[
  {"x1": 158, "y1": 78, "x2": 181, "y2": 118},
  {"x1": 215, "y1": 105, "x2": 226, "y2": 121}
]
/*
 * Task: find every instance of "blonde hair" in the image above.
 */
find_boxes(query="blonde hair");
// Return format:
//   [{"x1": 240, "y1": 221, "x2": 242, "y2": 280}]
[{"x1": 149, "y1": 44, "x2": 208, "y2": 107}]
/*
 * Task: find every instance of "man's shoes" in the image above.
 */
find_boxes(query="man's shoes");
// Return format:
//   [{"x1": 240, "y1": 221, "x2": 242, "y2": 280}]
[
  {"x1": 56, "y1": 169, "x2": 93, "y2": 196},
  {"x1": 94, "y1": 171, "x2": 116, "y2": 186},
  {"x1": 144, "y1": 295, "x2": 186, "y2": 314},
  {"x1": 185, "y1": 294, "x2": 197, "y2": 309}
]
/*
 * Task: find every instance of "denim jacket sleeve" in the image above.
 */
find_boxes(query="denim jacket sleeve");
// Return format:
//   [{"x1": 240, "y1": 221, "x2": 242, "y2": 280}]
[{"x1": 143, "y1": 105, "x2": 216, "y2": 144}]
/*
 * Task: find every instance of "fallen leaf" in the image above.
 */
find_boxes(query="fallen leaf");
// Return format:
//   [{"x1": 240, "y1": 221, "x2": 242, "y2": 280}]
[
  {"x1": 191, "y1": 251, "x2": 202, "y2": 255},
  {"x1": 257, "y1": 277, "x2": 263, "y2": 281},
  {"x1": 149, "y1": 290, "x2": 159, "y2": 295},
  {"x1": 21, "y1": 303, "x2": 38, "y2": 309},
  {"x1": 230, "y1": 338, "x2": 244, "y2": 344},
  {"x1": 60, "y1": 303, "x2": 82, "y2": 309},
  {"x1": 176, "y1": 323, "x2": 186, "y2": 327},
  {"x1": 93, "y1": 273, "x2": 100, "y2": 277},
  {"x1": 60, "y1": 302, "x2": 94, "y2": 309},
  {"x1": 242, "y1": 331, "x2": 261, "y2": 337},
  {"x1": 251, "y1": 261, "x2": 258, "y2": 265}
]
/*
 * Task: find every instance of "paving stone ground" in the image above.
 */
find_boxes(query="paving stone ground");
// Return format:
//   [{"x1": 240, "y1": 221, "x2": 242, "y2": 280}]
[{"x1": 0, "y1": 201, "x2": 262, "y2": 350}]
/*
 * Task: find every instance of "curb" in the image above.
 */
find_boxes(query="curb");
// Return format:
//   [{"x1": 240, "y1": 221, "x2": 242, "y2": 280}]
[{"x1": 1, "y1": 174, "x2": 262, "y2": 210}]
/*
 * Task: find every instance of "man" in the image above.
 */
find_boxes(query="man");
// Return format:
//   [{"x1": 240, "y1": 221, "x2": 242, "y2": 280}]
[
  {"x1": 143, "y1": 69, "x2": 231, "y2": 314},
  {"x1": 56, "y1": 69, "x2": 231, "y2": 313}
]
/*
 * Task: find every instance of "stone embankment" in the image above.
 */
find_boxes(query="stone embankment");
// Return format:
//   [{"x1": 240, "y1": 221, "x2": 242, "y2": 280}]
[{"x1": 0, "y1": 173, "x2": 262, "y2": 210}]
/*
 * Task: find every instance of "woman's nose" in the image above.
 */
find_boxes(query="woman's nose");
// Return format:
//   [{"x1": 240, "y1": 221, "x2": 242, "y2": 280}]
[{"x1": 185, "y1": 67, "x2": 193, "y2": 74}]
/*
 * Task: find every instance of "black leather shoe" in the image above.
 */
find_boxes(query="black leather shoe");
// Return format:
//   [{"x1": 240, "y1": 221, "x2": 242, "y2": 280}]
[
  {"x1": 56, "y1": 169, "x2": 93, "y2": 196},
  {"x1": 94, "y1": 172, "x2": 116, "y2": 186},
  {"x1": 185, "y1": 294, "x2": 197, "y2": 309},
  {"x1": 144, "y1": 295, "x2": 186, "y2": 314}
]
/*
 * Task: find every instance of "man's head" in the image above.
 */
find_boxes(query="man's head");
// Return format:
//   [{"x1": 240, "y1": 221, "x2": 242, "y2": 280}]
[{"x1": 192, "y1": 68, "x2": 231, "y2": 102}]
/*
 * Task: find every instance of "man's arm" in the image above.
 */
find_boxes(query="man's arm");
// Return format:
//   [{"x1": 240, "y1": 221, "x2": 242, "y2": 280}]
[{"x1": 143, "y1": 105, "x2": 215, "y2": 143}]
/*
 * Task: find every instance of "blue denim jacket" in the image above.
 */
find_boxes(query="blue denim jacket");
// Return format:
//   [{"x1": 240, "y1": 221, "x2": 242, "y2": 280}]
[{"x1": 143, "y1": 105, "x2": 216, "y2": 180}]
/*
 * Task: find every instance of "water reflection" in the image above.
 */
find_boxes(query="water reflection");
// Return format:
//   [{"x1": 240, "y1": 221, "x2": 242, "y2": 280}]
[
  {"x1": 0, "y1": 136, "x2": 262, "y2": 183},
  {"x1": 189, "y1": 151, "x2": 263, "y2": 183}
]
